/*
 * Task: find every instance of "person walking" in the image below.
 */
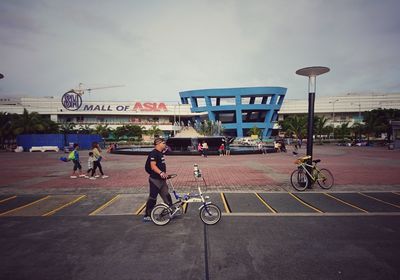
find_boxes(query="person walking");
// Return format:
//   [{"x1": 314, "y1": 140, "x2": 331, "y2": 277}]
[
  {"x1": 69, "y1": 143, "x2": 85, "y2": 178},
  {"x1": 218, "y1": 143, "x2": 225, "y2": 156},
  {"x1": 90, "y1": 142, "x2": 109, "y2": 179},
  {"x1": 85, "y1": 151, "x2": 96, "y2": 178},
  {"x1": 143, "y1": 137, "x2": 173, "y2": 222},
  {"x1": 202, "y1": 141, "x2": 208, "y2": 157},
  {"x1": 225, "y1": 140, "x2": 231, "y2": 156},
  {"x1": 197, "y1": 142, "x2": 203, "y2": 156}
]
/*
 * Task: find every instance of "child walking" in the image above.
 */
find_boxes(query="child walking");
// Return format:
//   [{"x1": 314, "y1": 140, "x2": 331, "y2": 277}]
[
  {"x1": 85, "y1": 152, "x2": 96, "y2": 178},
  {"x1": 70, "y1": 143, "x2": 85, "y2": 178}
]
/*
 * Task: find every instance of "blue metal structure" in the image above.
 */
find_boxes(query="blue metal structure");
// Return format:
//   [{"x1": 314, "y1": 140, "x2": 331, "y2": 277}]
[
  {"x1": 17, "y1": 134, "x2": 103, "y2": 151},
  {"x1": 179, "y1": 87, "x2": 287, "y2": 138}
]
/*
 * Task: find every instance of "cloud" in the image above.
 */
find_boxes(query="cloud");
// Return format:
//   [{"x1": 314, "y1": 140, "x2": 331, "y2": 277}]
[{"x1": 0, "y1": 0, "x2": 399, "y2": 101}]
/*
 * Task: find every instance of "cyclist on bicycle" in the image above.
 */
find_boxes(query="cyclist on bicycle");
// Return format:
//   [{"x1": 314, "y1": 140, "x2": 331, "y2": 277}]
[{"x1": 143, "y1": 137, "x2": 173, "y2": 222}]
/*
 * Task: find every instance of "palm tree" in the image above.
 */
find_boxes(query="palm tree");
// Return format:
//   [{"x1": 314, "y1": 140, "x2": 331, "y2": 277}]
[
  {"x1": 314, "y1": 116, "x2": 329, "y2": 144},
  {"x1": 146, "y1": 125, "x2": 162, "y2": 138},
  {"x1": 335, "y1": 122, "x2": 351, "y2": 141},
  {"x1": 94, "y1": 124, "x2": 111, "y2": 138},
  {"x1": 78, "y1": 124, "x2": 93, "y2": 134},
  {"x1": 351, "y1": 122, "x2": 365, "y2": 142},
  {"x1": 248, "y1": 126, "x2": 261, "y2": 139},
  {"x1": 279, "y1": 115, "x2": 307, "y2": 139},
  {"x1": 0, "y1": 112, "x2": 14, "y2": 146},
  {"x1": 12, "y1": 108, "x2": 47, "y2": 135}
]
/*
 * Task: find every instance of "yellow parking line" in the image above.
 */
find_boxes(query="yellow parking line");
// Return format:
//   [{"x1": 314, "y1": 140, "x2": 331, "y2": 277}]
[
  {"x1": 220, "y1": 193, "x2": 231, "y2": 213},
  {"x1": 323, "y1": 193, "x2": 368, "y2": 213},
  {"x1": 0, "y1": 196, "x2": 50, "y2": 216},
  {"x1": 358, "y1": 192, "x2": 400, "y2": 209},
  {"x1": 254, "y1": 193, "x2": 277, "y2": 213},
  {"x1": 0, "y1": 195, "x2": 17, "y2": 204},
  {"x1": 89, "y1": 195, "x2": 120, "y2": 216},
  {"x1": 288, "y1": 192, "x2": 323, "y2": 213},
  {"x1": 182, "y1": 202, "x2": 188, "y2": 213},
  {"x1": 42, "y1": 195, "x2": 87, "y2": 216},
  {"x1": 134, "y1": 202, "x2": 147, "y2": 215}
]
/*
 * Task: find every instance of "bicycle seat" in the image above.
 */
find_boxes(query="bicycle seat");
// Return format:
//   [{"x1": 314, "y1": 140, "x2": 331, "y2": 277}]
[
  {"x1": 167, "y1": 174, "x2": 177, "y2": 179},
  {"x1": 312, "y1": 159, "x2": 321, "y2": 163}
]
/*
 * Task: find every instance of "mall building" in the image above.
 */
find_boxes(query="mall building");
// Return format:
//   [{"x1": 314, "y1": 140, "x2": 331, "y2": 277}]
[{"x1": 0, "y1": 88, "x2": 399, "y2": 138}]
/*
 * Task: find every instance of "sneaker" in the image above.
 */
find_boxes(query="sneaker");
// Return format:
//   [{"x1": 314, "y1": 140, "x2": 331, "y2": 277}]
[
  {"x1": 70, "y1": 175, "x2": 77, "y2": 179},
  {"x1": 79, "y1": 174, "x2": 86, "y2": 178},
  {"x1": 95, "y1": 175, "x2": 100, "y2": 178},
  {"x1": 101, "y1": 175, "x2": 109, "y2": 179},
  {"x1": 84, "y1": 175, "x2": 89, "y2": 178},
  {"x1": 142, "y1": 216, "x2": 152, "y2": 222},
  {"x1": 89, "y1": 177, "x2": 96, "y2": 180}
]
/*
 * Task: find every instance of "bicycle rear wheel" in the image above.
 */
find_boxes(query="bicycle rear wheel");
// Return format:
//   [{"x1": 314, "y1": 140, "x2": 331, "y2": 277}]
[
  {"x1": 151, "y1": 204, "x2": 171, "y2": 226},
  {"x1": 200, "y1": 204, "x2": 221, "y2": 225},
  {"x1": 316, "y1": 168, "x2": 334, "y2": 189},
  {"x1": 290, "y1": 168, "x2": 309, "y2": 191}
]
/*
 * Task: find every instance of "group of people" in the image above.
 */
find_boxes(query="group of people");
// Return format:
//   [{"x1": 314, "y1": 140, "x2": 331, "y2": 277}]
[
  {"x1": 197, "y1": 140, "x2": 232, "y2": 157},
  {"x1": 197, "y1": 141, "x2": 209, "y2": 157},
  {"x1": 217, "y1": 143, "x2": 231, "y2": 156},
  {"x1": 69, "y1": 141, "x2": 109, "y2": 180}
]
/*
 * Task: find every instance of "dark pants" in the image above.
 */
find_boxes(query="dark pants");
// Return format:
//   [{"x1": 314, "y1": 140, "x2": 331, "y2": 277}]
[
  {"x1": 72, "y1": 160, "x2": 81, "y2": 171},
  {"x1": 91, "y1": 161, "x2": 104, "y2": 176},
  {"x1": 145, "y1": 177, "x2": 173, "y2": 217}
]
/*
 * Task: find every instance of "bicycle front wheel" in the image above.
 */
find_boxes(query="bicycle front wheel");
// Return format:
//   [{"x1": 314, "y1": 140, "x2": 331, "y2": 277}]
[
  {"x1": 151, "y1": 204, "x2": 171, "y2": 226},
  {"x1": 290, "y1": 168, "x2": 309, "y2": 191},
  {"x1": 316, "y1": 168, "x2": 334, "y2": 189},
  {"x1": 200, "y1": 204, "x2": 221, "y2": 225}
]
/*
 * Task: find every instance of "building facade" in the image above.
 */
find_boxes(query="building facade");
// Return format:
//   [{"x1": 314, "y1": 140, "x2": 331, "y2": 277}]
[
  {"x1": 179, "y1": 87, "x2": 287, "y2": 138},
  {"x1": 1, "y1": 91, "x2": 400, "y2": 138},
  {"x1": 279, "y1": 92, "x2": 400, "y2": 127}
]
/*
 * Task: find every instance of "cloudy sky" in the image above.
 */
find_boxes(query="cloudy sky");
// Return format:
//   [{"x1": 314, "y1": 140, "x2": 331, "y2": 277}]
[{"x1": 1, "y1": 0, "x2": 399, "y2": 102}]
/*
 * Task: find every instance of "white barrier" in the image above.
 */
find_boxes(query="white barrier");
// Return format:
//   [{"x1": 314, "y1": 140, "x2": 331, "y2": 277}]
[{"x1": 29, "y1": 146, "x2": 60, "y2": 152}]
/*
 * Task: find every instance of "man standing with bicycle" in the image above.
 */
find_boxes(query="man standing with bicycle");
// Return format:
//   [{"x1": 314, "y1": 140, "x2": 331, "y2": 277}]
[{"x1": 143, "y1": 137, "x2": 173, "y2": 222}]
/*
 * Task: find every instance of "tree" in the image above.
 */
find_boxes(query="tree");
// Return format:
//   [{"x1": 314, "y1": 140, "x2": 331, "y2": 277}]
[
  {"x1": 351, "y1": 122, "x2": 365, "y2": 141},
  {"x1": 60, "y1": 123, "x2": 76, "y2": 134},
  {"x1": 363, "y1": 109, "x2": 400, "y2": 141},
  {"x1": 314, "y1": 116, "x2": 329, "y2": 144},
  {"x1": 125, "y1": 125, "x2": 144, "y2": 140},
  {"x1": 0, "y1": 112, "x2": 14, "y2": 145},
  {"x1": 12, "y1": 108, "x2": 47, "y2": 135},
  {"x1": 248, "y1": 126, "x2": 261, "y2": 138},
  {"x1": 78, "y1": 124, "x2": 93, "y2": 134},
  {"x1": 146, "y1": 125, "x2": 162, "y2": 138},
  {"x1": 335, "y1": 122, "x2": 351, "y2": 141},
  {"x1": 279, "y1": 115, "x2": 307, "y2": 139},
  {"x1": 94, "y1": 124, "x2": 111, "y2": 138}
]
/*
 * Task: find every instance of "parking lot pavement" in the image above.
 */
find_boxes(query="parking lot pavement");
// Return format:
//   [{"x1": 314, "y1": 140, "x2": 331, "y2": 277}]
[
  {"x1": 1, "y1": 192, "x2": 399, "y2": 217},
  {"x1": 1, "y1": 215, "x2": 399, "y2": 280}
]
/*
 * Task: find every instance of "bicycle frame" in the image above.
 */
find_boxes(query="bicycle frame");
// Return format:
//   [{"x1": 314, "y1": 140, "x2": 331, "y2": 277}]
[
  {"x1": 167, "y1": 174, "x2": 212, "y2": 215},
  {"x1": 297, "y1": 162, "x2": 320, "y2": 182}
]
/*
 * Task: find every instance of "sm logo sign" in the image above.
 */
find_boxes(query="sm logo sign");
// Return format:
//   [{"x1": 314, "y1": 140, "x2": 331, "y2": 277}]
[{"x1": 61, "y1": 90, "x2": 82, "y2": 111}]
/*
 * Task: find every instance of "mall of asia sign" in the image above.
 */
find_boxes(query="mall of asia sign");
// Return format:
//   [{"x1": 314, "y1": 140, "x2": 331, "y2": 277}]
[{"x1": 61, "y1": 92, "x2": 168, "y2": 112}]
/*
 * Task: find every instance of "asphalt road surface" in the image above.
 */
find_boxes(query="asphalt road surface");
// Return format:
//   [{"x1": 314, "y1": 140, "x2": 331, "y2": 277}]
[{"x1": 0, "y1": 215, "x2": 399, "y2": 280}]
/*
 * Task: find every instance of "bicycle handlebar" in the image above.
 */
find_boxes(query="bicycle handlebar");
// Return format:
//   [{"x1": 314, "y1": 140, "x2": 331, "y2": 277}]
[{"x1": 167, "y1": 174, "x2": 177, "y2": 179}]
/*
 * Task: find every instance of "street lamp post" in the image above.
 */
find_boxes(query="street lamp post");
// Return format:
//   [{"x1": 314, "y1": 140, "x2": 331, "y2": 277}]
[
  {"x1": 296, "y1": 66, "x2": 330, "y2": 187},
  {"x1": 329, "y1": 99, "x2": 339, "y2": 139},
  {"x1": 351, "y1": 102, "x2": 362, "y2": 141}
]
